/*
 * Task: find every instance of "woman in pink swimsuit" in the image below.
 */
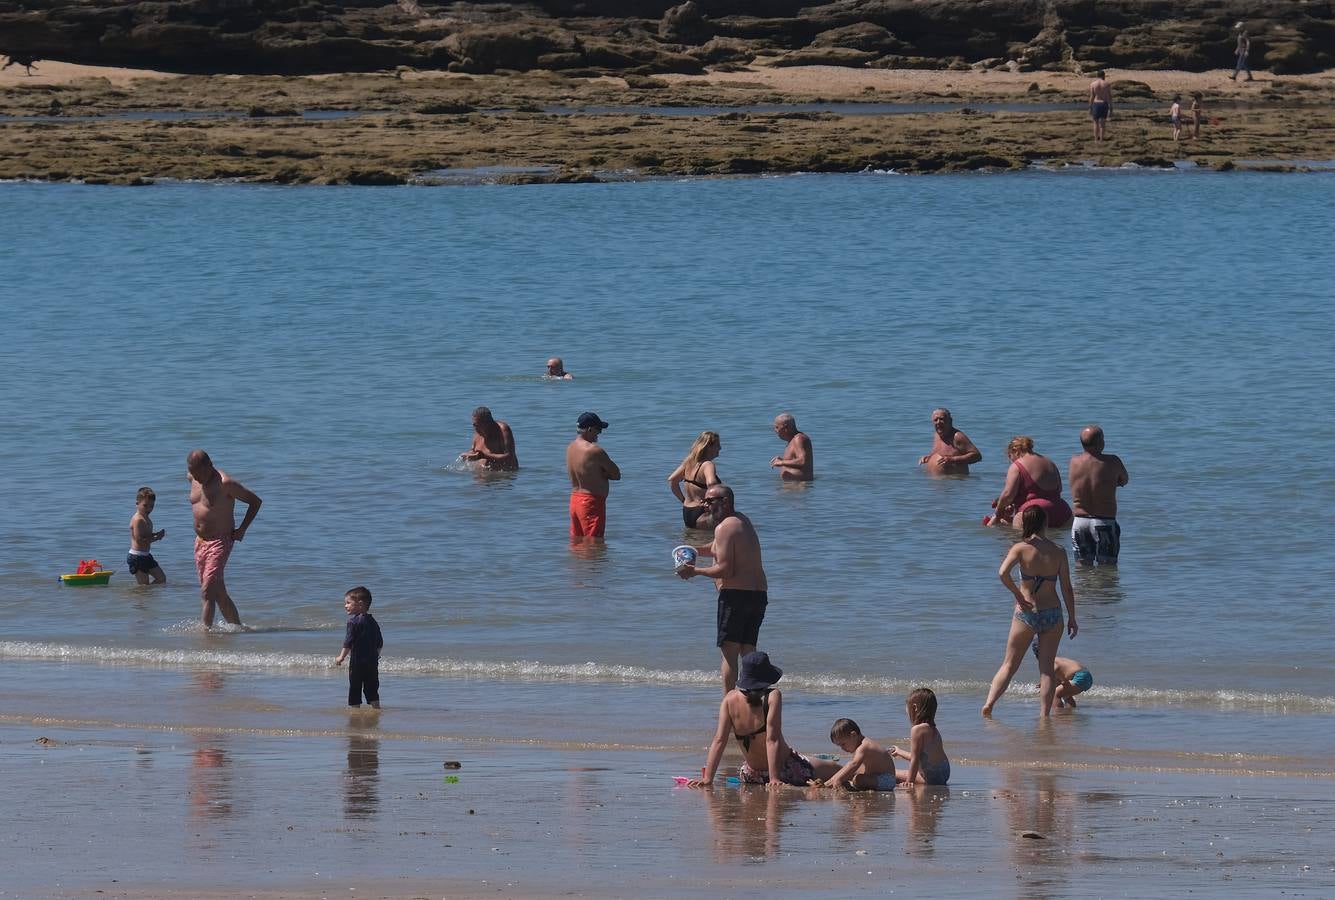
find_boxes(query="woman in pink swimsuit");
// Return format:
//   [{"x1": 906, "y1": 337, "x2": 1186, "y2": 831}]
[{"x1": 989, "y1": 436, "x2": 1072, "y2": 530}]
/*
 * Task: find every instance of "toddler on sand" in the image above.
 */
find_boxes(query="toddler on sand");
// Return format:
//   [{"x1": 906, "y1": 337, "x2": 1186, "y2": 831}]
[
  {"x1": 128, "y1": 486, "x2": 166, "y2": 585},
  {"x1": 823, "y1": 718, "x2": 897, "y2": 791},
  {"x1": 334, "y1": 586, "x2": 383, "y2": 708},
  {"x1": 890, "y1": 688, "x2": 951, "y2": 786}
]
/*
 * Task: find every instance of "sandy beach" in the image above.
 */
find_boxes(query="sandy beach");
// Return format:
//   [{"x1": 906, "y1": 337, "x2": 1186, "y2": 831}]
[{"x1": 3, "y1": 62, "x2": 1334, "y2": 182}]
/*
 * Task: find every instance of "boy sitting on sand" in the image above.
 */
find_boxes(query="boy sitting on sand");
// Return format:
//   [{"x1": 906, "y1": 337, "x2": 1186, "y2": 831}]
[
  {"x1": 1034, "y1": 642, "x2": 1093, "y2": 708},
  {"x1": 334, "y1": 586, "x2": 383, "y2": 709},
  {"x1": 128, "y1": 486, "x2": 166, "y2": 585},
  {"x1": 822, "y1": 718, "x2": 897, "y2": 791}
]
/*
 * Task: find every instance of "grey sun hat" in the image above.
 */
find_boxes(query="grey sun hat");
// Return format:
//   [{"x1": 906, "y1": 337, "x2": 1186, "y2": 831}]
[{"x1": 736, "y1": 651, "x2": 783, "y2": 691}]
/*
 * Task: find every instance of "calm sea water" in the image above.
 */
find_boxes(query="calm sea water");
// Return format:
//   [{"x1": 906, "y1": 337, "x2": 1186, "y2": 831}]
[{"x1": 2, "y1": 173, "x2": 1334, "y2": 768}]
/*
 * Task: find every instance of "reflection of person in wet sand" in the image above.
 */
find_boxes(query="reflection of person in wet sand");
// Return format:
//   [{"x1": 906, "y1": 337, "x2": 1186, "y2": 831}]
[
  {"x1": 344, "y1": 735, "x2": 380, "y2": 819},
  {"x1": 187, "y1": 449, "x2": 262, "y2": 628},
  {"x1": 918, "y1": 408, "x2": 982, "y2": 475},
  {"x1": 699, "y1": 778, "x2": 794, "y2": 861},
  {"x1": 188, "y1": 735, "x2": 233, "y2": 820},
  {"x1": 769, "y1": 413, "x2": 813, "y2": 481},
  {"x1": 460, "y1": 406, "x2": 518, "y2": 471},
  {"x1": 689, "y1": 652, "x2": 840, "y2": 789}
]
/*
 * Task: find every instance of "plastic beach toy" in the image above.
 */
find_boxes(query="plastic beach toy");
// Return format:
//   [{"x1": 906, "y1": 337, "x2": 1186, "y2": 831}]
[
  {"x1": 59, "y1": 559, "x2": 113, "y2": 586},
  {"x1": 672, "y1": 545, "x2": 697, "y2": 573}
]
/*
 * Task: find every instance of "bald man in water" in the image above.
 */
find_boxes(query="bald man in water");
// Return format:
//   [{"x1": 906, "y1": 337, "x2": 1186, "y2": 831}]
[
  {"x1": 1068, "y1": 426, "x2": 1129, "y2": 564},
  {"x1": 187, "y1": 449, "x2": 262, "y2": 627}
]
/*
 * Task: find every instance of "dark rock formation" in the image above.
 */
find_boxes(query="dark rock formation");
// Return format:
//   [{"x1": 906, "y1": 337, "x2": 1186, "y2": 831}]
[{"x1": 1, "y1": 0, "x2": 1330, "y2": 76}]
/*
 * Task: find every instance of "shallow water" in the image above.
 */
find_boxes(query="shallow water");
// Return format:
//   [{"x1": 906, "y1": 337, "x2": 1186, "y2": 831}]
[{"x1": 2, "y1": 173, "x2": 1334, "y2": 768}]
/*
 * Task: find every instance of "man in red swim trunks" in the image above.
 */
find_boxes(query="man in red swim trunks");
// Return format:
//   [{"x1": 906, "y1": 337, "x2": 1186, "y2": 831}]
[
  {"x1": 566, "y1": 412, "x2": 620, "y2": 540},
  {"x1": 187, "y1": 449, "x2": 262, "y2": 628}
]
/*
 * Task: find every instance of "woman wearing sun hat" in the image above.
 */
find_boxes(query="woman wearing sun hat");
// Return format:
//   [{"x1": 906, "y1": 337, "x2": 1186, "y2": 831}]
[{"x1": 689, "y1": 651, "x2": 840, "y2": 789}]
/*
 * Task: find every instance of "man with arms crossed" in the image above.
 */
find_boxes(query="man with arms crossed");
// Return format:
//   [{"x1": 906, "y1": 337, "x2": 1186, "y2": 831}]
[
  {"x1": 678, "y1": 484, "x2": 769, "y2": 694},
  {"x1": 566, "y1": 412, "x2": 620, "y2": 540},
  {"x1": 461, "y1": 406, "x2": 518, "y2": 471},
  {"x1": 1068, "y1": 426, "x2": 1129, "y2": 564},
  {"x1": 187, "y1": 449, "x2": 262, "y2": 628},
  {"x1": 770, "y1": 412, "x2": 814, "y2": 481},
  {"x1": 918, "y1": 407, "x2": 982, "y2": 475}
]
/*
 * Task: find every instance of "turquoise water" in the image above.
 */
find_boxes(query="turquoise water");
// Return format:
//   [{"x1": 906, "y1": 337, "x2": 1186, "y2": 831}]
[{"x1": 2, "y1": 173, "x2": 1334, "y2": 766}]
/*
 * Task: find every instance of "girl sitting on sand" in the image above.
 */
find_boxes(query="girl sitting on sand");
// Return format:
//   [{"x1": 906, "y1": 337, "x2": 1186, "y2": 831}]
[
  {"x1": 890, "y1": 687, "x2": 951, "y2": 785},
  {"x1": 689, "y1": 651, "x2": 840, "y2": 788}
]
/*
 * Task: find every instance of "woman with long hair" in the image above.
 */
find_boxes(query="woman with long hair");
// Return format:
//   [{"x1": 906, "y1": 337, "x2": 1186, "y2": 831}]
[{"x1": 668, "y1": 431, "x2": 722, "y2": 530}]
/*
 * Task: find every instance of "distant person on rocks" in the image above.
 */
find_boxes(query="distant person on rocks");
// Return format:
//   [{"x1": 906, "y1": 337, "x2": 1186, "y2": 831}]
[
  {"x1": 187, "y1": 449, "x2": 262, "y2": 628},
  {"x1": 1089, "y1": 70, "x2": 1112, "y2": 141},
  {"x1": 668, "y1": 430, "x2": 722, "y2": 530},
  {"x1": 988, "y1": 436, "x2": 1072, "y2": 531},
  {"x1": 566, "y1": 412, "x2": 619, "y2": 540},
  {"x1": 1191, "y1": 92, "x2": 1204, "y2": 139},
  {"x1": 1170, "y1": 95, "x2": 1183, "y2": 141},
  {"x1": 545, "y1": 357, "x2": 573, "y2": 379},
  {"x1": 1230, "y1": 23, "x2": 1253, "y2": 81},
  {"x1": 677, "y1": 484, "x2": 769, "y2": 693},
  {"x1": 918, "y1": 408, "x2": 982, "y2": 475},
  {"x1": 770, "y1": 413, "x2": 813, "y2": 481},
  {"x1": 460, "y1": 406, "x2": 518, "y2": 471},
  {"x1": 1068, "y1": 425, "x2": 1129, "y2": 565}
]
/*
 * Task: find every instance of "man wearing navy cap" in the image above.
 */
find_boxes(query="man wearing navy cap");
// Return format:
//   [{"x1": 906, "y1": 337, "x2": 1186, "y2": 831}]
[{"x1": 566, "y1": 412, "x2": 620, "y2": 540}]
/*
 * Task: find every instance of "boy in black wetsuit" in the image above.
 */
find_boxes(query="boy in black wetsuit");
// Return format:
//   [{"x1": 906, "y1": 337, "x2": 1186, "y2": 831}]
[{"x1": 334, "y1": 586, "x2": 383, "y2": 708}]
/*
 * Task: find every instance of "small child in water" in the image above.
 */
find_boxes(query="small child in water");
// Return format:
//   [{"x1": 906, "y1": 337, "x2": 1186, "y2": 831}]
[
  {"x1": 1033, "y1": 641, "x2": 1093, "y2": 707},
  {"x1": 1170, "y1": 95, "x2": 1182, "y2": 141},
  {"x1": 890, "y1": 688, "x2": 950, "y2": 785},
  {"x1": 334, "y1": 586, "x2": 383, "y2": 708},
  {"x1": 823, "y1": 718, "x2": 897, "y2": 790},
  {"x1": 127, "y1": 486, "x2": 166, "y2": 585}
]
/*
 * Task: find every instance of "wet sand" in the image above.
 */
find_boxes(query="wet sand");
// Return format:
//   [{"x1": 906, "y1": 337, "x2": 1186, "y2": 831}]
[{"x1": 3, "y1": 62, "x2": 1334, "y2": 182}]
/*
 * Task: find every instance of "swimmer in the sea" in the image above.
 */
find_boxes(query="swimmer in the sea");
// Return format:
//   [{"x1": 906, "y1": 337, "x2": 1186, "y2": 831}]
[
  {"x1": 918, "y1": 407, "x2": 982, "y2": 475},
  {"x1": 461, "y1": 406, "x2": 518, "y2": 471},
  {"x1": 545, "y1": 357, "x2": 573, "y2": 379}
]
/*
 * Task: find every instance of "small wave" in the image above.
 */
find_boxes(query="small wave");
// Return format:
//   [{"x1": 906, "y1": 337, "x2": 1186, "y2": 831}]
[{"x1": 1, "y1": 641, "x2": 1332, "y2": 712}]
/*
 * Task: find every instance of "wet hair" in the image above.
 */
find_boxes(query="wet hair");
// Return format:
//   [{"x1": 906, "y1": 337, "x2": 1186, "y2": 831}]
[
  {"x1": 907, "y1": 688, "x2": 937, "y2": 726},
  {"x1": 135, "y1": 486, "x2": 155, "y2": 503},
  {"x1": 1007, "y1": 435, "x2": 1035, "y2": 457},
  {"x1": 830, "y1": 718, "x2": 862, "y2": 742},
  {"x1": 1021, "y1": 504, "x2": 1048, "y2": 538},
  {"x1": 472, "y1": 406, "x2": 493, "y2": 423},
  {"x1": 742, "y1": 687, "x2": 770, "y2": 708},
  {"x1": 680, "y1": 431, "x2": 721, "y2": 473},
  {"x1": 186, "y1": 448, "x2": 211, "y2": 470},
  {"x1": 344, "y1": 586, "x2": 373, "y2": 608}
]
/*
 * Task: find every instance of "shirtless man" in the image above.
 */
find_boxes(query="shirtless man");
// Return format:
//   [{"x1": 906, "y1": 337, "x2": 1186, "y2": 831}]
[
  {"x1": 566, "y1": 412, "x2": 620, "y2": 540},
  {"x1": 187, "y1": 449, "x2": 262, "y2": 628},
  {"x1": 461, "y1": 406, "x2": 518, "y2": 471},
  {"x1": 770, "y1": 413, "x2": 813, "y2": 481},
  {"x1": 545, "y1": 357, "x2": 573, "y2": 380},
  {"x1": 918, "y1": 408, "x2": 982, "y2": 475},
  {"x1": 1089, "y1": 70, "x2": 1112, "y2": 141},
  {"x1": 677, "y1": 484, "x2": 769, "y2": 693},
  {"x1": 1067, "y1": 426, "x2": 1129, "y2": 565}
]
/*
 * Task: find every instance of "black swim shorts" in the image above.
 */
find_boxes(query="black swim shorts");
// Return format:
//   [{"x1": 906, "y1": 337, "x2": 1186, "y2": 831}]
[
  {"x1": 126, "y1": 552, "x2": 159, "y2": 575},
  {"x1": 717, "y1": 589, "x2": 768, "y2": 648}
]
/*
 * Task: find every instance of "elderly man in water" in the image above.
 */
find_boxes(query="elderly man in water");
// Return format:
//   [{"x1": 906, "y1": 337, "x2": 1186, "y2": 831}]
[
  {"x1": 1068, "y1": 425, "x2": 1130, "y2": 565},
  {"x1": 919, "y1": 407, "x2": 982, "y2": 475},
  {"x1": 187, "y1": 449, "x2": 262, "y2": 629},
  {"x1": 461, "y1": 406, "x2": 518, "y2": 471},
  {"x1": 770, "y1": 413, "x2": 813, "y2": 481},
  {"x1": 545, "y1": 357, "x2": 573, "y2": 379}
]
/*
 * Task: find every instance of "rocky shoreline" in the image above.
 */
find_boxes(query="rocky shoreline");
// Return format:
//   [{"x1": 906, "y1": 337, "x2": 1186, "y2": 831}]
[{"x1": 3, "y1": 62, "x2": 1334, "y2": 184}]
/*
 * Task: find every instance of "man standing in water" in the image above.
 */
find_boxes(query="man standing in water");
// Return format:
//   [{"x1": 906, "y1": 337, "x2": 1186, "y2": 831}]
[
  {"x1": 770, "y1": 412, "x2": 814, "y2": 481},
  {"x1": 1089, "y1": 70, "x2": 1112, "y2": 141},
  {"x1": 461, "y1": 406, "x2": 518, "y2": 471},
  {"x1": 918, "y1": 407, "x2": 982, "y2": 475},
  {"x1": 187, "y1": 449, "x2": 262, "y2": 628},
  {"x1": 678, "y1": 484, "x2": 769, "y2": 693},
  {"x1": 566, "y1": 412, "x2": 620, "y2": 540},
  {"x1": 1068, "y1": 426, "x2": 1129, "y2": 565}
]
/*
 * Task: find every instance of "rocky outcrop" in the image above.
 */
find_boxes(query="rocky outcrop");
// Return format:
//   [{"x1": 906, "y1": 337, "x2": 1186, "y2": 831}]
[{"x1": 1, "y1": 0, "x2": 1330, "y2": 75}]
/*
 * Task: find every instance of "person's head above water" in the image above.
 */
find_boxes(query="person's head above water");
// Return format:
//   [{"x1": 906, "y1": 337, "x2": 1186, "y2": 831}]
[
  {"x1": 737, "y1": 651, "x2": 782, "y2": 692},
  {"x1": 546, "y1": 357, "x2": 568, "y2": 377},
  {"x1": 1080, "y1": 425, "x2": 1105, "y2": 453},
  {"x1": 703, "y1": 483, "x2": 734, "y2": 518},
  {"x1": 773, "y1": 413, "x2": 797, "y2": 440}
]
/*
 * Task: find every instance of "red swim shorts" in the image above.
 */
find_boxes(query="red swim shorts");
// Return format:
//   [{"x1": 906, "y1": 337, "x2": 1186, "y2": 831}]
[{"x1": 569, "y1": 492, "x2": 607, "y2": 538}]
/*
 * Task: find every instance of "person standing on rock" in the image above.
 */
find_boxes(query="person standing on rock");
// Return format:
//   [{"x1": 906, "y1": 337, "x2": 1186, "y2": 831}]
[
  {"x1": 1088, "y1": 70, "x2": 1112, "y2": 141},
  {"x1": 1230, "y1": 23, "x2": 1253, "y2": 82}
]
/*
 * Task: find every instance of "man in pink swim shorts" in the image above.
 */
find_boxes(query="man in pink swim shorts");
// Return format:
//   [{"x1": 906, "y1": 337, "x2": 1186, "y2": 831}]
[{"x1": 188, "y1": 449, "x2": 262, "y2": 628}]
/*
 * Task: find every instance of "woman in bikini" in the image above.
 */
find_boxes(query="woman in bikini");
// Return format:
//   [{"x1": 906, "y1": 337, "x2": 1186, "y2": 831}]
[
  {"x1": 689, "y1": 651, "x2": 840, "y2": 788},
  {"x1": 989, "y1": 435, "x2": 1072, "y2": 531},
  {"x1": 983, "y1": 505, "x2": 1078, "y2": 717},
  {"x1": 668, "y1": 431, "x2": 722, "y2": 530}
]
